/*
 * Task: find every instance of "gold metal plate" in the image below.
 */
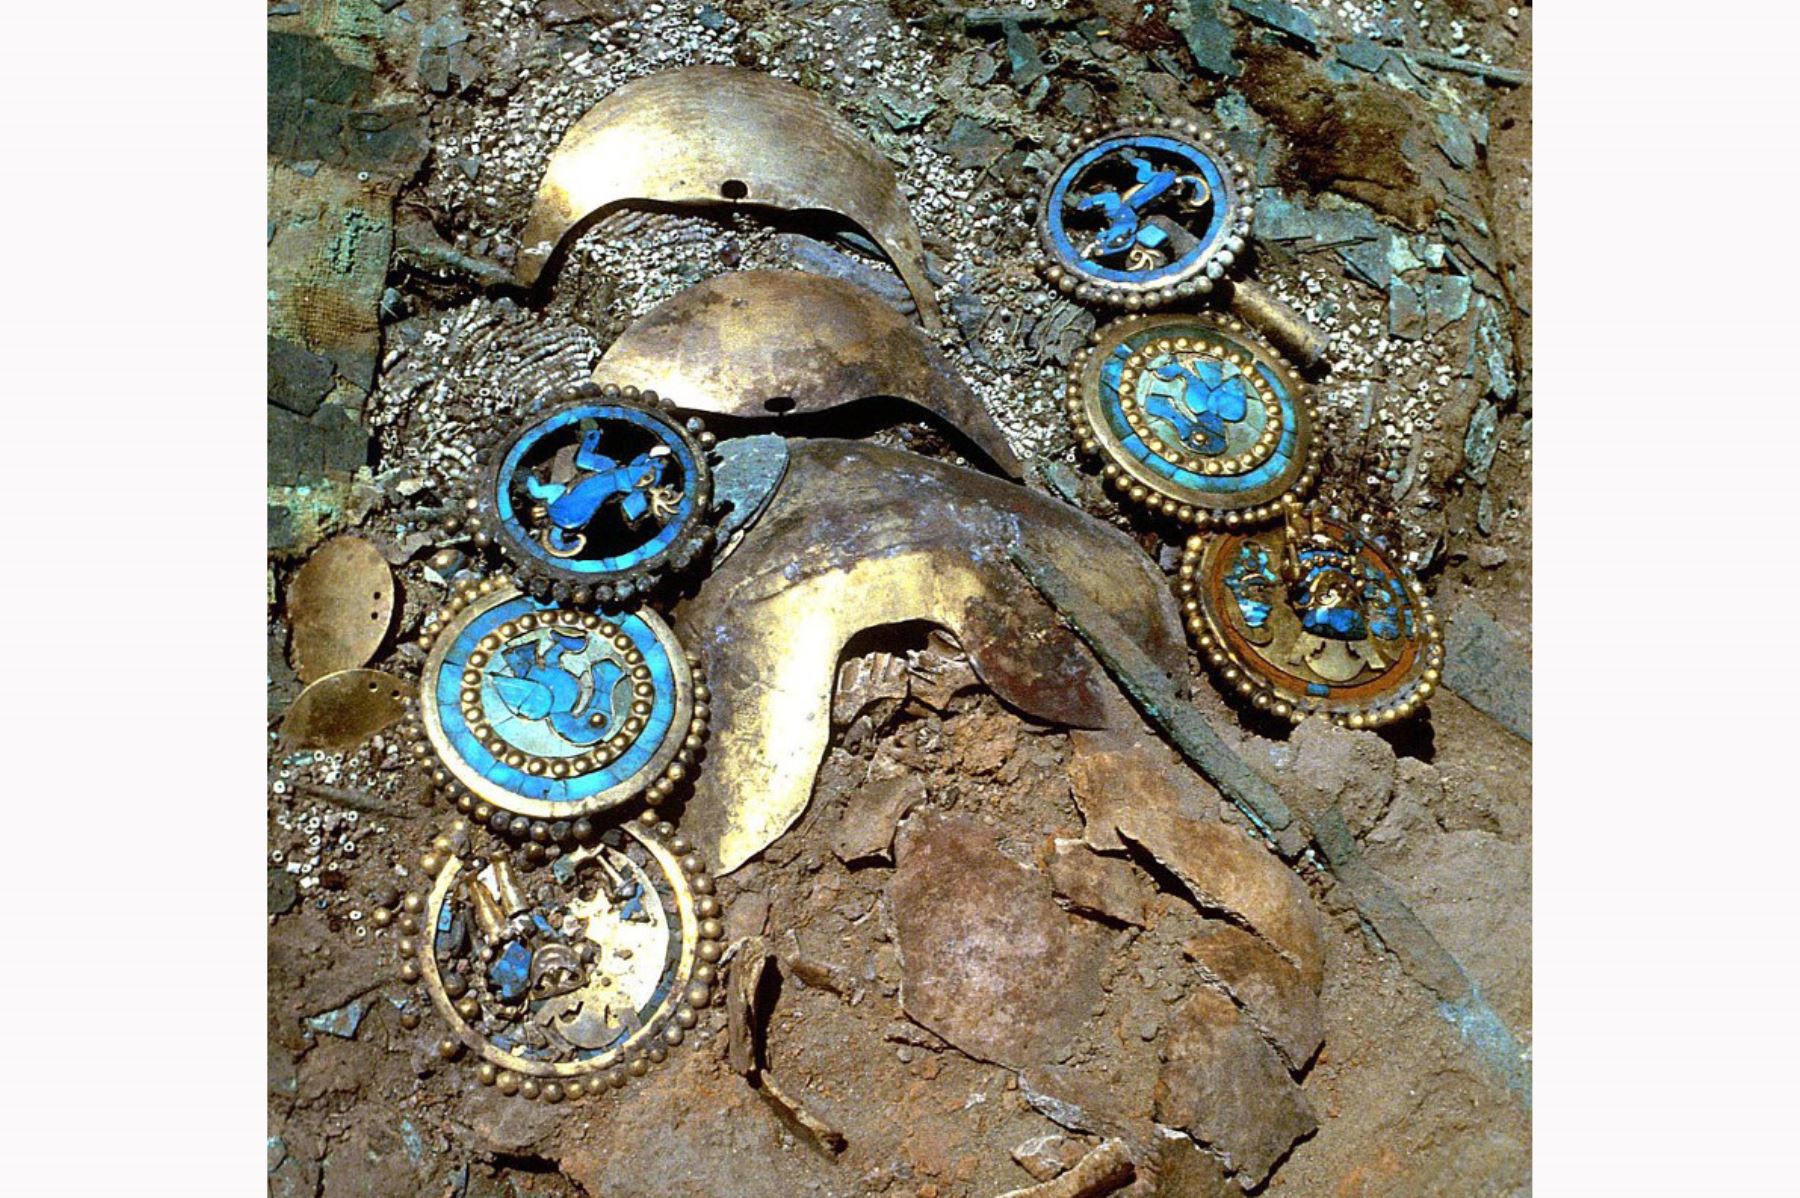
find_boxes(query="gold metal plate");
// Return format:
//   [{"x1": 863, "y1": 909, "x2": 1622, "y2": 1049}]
[
  {"x1": 598, "y1": 270, "x2": 1021, "y2": 477},
  {"x1": 1178, "y1": 512, "x2": 1443, "y2": 725},
  {"x1": 286, "y1": 536, "x2": 395, "y2": 683},
  {"x1": 513, "y1": 67, "x2": 942, "y2": 330},
  {"x1": 279, "y1": 668, "x2": 410, "y2": 751},
  {"x1": 671, "y1": 440, "x2": 1189, "y2": 874}
]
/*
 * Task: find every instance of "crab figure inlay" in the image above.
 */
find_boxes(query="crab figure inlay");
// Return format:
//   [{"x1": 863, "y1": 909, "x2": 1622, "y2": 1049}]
[
  {"x1": 482, "y1": 625, "x2": 631, "y2": 755},
  {"x1": 1141, "y1": 354, "x2": 1252, "y2": 457},
  {"x1": 421, "y1": 586, "x2": 696, "y2": 819},
  {"x1": 1182, "y1": 513, "x2": 1443, "y2": 725}
]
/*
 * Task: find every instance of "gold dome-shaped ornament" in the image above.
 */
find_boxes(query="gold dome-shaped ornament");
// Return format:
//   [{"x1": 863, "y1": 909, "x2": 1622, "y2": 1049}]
[
  {"x1": 1067, "y1": 312, "x2": 1318, "y2": 525},
  {"x1": 392, "y1": 816, "x2": 723, "y2": 1101},
  {"x1": 1178, "y1": 510, "x2": 1443, "y2": 726}
]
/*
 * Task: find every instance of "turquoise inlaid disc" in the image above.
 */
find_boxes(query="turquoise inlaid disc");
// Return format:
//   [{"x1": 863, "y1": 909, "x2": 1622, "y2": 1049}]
[
  {"x1": 1072, "y1": 314, "x2": 1316, "y2": 524},
  {"x1": 1038, "y1": 122, "x2": 1252, "y2": 306},
  {"x1": 1044, "y1": 133, "x2": 1230, "y2": 286},
  {"x1": 480, "y1": 394, "x2": 713, "y2": 602},
  {"x1": 421, "y1": 585, "x2": 695, "y2": 819},
  {"x1": 419, "y1": 818, "x2": 715, "y2": 1083},
  {"x1": 1180, "y1": 514, "x2": 1445, "y2": 726}
]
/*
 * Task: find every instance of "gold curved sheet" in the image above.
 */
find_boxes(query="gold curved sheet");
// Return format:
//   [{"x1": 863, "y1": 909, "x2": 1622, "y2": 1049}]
[
  {"x1": 515, "y1": 67, "x2": 941, "y2": 331},
  {"x1": 599, "y1": 270, "x2": 1018, "y2": 476},
  {"x1": 672, "y1": 440, "x2": 1188, "y2": 873}
]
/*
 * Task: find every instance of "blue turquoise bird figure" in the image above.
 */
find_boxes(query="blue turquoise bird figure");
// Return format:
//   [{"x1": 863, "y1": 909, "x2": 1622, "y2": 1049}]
[
  {"x1": 1140, "y1": 358, "x2": 1248, "y2": 456},
  {"x1": 525, "y1": 433, "x2": 675, "y2": 557},
  {"x1": 489, "y1": 632, "x2": 626, "y2": 747}
]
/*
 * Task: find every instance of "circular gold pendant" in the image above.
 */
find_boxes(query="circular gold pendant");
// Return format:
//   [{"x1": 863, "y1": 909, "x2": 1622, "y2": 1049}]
[
  {"x1": 1036, "y1": 119, "x2": 1253, "y2": 307},
  {"x1": 410, "y1": 580, "x2": 705, "y2": 827},
  {"x1": 1179, "y1": 512, "x2": 1442, "y2": 725},
  {"x1": 1068, "y1": 312, "x2": 1317, "y2": 525},
  {"x1": 397, "y1": 817, "x2": 722, "y2": 1100},
  {"x1": 473, "y1": 383, "x2": 716, "y2": 606}
]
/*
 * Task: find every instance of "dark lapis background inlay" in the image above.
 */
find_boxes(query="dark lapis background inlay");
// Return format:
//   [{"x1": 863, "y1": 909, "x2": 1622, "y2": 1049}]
[
  {"x1": 494, "y1": 402, "x2": 700, "y2": 580},
  {"x1": 1046, "y1": 134, "x2": 1228, "y2": 285}
]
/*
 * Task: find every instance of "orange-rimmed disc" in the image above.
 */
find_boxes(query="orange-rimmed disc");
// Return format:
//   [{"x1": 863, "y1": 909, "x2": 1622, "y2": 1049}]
[{"x1": 1178, "y1": 512, "x2": 1443, "y2": 726}]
